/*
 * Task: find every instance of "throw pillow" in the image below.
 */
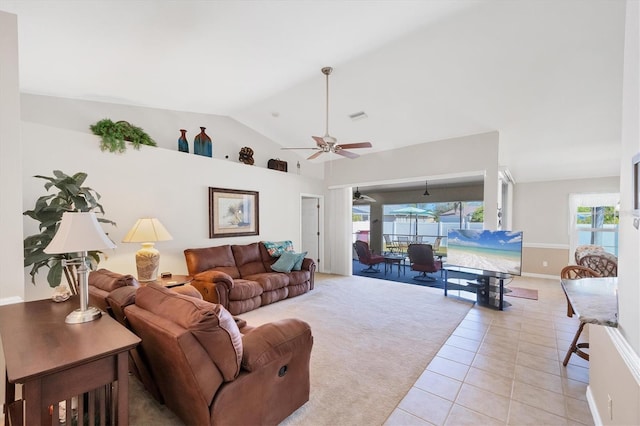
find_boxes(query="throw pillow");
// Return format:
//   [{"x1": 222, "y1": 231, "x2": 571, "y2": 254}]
[
  {"x1": 293, "y1": 251, "x2": 308, "y2": 271},
  {"x1": 263, "y1": 240, "x2": 294, "y2": 257},
  {"x1": 271, "y1": 251, "x2": 300, "y2": 273}
]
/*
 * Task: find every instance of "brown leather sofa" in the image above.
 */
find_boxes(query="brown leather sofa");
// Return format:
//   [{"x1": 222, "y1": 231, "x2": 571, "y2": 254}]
[
  {"x1": 88, "y1": 268, "x2": 139, "y2": 313},
  {"x1": 123, "y1": 283, "x2": 313, "y2": 425},
  {"x1": 184, "y1": 242, "x2": 316, "y2": 315}
]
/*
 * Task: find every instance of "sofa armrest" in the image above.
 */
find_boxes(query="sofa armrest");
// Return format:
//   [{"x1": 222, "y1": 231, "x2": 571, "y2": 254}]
[
  {"x1": 301, "y1": 258, "x2": 316, "y2": 290},
  {"x1": 241, "y1": 319, "x2": 312, "y2": 372},
  {"x1": 192, "y1": 270, "x2": 234, "y2": 306}
]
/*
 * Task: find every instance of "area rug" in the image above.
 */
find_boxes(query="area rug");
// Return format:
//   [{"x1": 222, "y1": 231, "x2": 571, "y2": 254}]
[
  {"x1": 127, "y1": 273, "x2": 473, "y2": 425},
  {"x1": 505, "y1": 286, "x2": 538, "y2": 300}
]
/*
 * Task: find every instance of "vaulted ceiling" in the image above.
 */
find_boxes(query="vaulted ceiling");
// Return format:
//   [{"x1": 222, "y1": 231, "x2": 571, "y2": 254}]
[{"x1": 1, "y1": 0, "x2": 626, "y2": 183}]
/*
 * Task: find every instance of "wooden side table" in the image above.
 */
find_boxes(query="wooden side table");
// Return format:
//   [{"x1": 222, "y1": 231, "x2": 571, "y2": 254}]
[
  {"x1": 0, "y1": 296, "x2": 140, "y2": 426},
  {"x1": 148, "y1": 274, "x2": 193, "y2": 288}
]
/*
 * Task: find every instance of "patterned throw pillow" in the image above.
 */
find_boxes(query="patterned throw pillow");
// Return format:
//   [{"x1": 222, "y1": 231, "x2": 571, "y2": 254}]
[{"x1": 263, "y1": 240, "x2": 294, "y2": 257}]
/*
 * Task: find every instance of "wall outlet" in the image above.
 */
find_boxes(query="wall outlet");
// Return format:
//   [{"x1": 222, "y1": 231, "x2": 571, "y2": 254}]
[{"x1": 542, "y1": 261, "x2": 548, "y2": 267}]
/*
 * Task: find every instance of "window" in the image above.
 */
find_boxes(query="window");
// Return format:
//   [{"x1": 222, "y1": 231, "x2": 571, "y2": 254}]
[{"x1": 569, "y1": 193, "x2": 619, "y2": 260}]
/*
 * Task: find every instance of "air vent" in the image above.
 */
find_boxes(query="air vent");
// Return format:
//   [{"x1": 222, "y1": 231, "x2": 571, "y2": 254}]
[{"x1": 349, "y1": 111, "x2": 368, "y2": 121}]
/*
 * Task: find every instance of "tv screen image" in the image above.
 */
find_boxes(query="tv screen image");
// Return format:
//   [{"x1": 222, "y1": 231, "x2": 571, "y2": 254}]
[{"x1": 446, "y1": 229, "x2": 523, "y2": 276}]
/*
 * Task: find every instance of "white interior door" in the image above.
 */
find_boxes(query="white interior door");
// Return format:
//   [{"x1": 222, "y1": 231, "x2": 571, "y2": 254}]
[{"x1": 301, "y1": 196, "x2": 321, "y2": 270}]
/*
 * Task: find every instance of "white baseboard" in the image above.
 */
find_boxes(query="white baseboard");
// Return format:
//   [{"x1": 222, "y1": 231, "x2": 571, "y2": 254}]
[
  {"x1": 0, "y1": 296, "x2": 22, "y2": 306},
  {"x1": 521, "y1": 272, "x2": 558, "y2": 280},
  {"x1": 586, "y1": 385, "x2": 603, "y2": 426}
]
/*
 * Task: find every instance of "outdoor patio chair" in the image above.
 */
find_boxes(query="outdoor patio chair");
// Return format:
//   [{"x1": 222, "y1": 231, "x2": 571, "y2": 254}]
[
  {"x1": 383, "y1": 234, "x2": 399, "y2": 253},
  {"x1": 559, "y1": 265, "x2": 602, "y2": 366},
  {"x1": 407, "y1": 243, "x2": 442, "y2": 282},
  {"x1": 353, "y1": 240, "x2": 385, "y2": 273}
]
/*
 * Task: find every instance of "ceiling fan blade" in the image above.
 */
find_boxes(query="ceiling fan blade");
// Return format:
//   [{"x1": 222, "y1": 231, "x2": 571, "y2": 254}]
[
  {"x1": 337, "y1": 142, "x2": 372, "y2": 150},
  {"x1": 335, "y1": 149, "x2": 359, "y2": 159},
  {"x1": 307, "y1": 151, "x2": 324, "y2": 160},
  {"x1": 312, "y1": 136, "x2": 326, "y2": 147}
]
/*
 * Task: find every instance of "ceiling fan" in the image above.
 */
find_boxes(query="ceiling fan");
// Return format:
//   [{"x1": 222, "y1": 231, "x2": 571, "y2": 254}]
[
  {"x1": 353, "y1": 187, "x2": 376, "y2": 203},
  {"x1": 282, "y1": 66, "x2": 373, "y2": 160}
]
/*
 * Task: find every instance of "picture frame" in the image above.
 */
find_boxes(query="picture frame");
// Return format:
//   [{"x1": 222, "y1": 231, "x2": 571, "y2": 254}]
[{"x1": 209, "y1": 187, "x2": 259, "y2": 238}]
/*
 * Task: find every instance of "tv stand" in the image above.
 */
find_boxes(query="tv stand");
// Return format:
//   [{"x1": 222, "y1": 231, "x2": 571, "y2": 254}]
[{"x1": 443, "y1": 266, "x2": 512, "y2": 310}]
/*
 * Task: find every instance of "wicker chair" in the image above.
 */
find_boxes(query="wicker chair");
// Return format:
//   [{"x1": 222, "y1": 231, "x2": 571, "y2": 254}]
[
  {"x1": 559, "y1": 265, "x2": 602, "y2": 366},
  {"x1": 577, "y1": 254, "x2": 618, "y2": 277}
]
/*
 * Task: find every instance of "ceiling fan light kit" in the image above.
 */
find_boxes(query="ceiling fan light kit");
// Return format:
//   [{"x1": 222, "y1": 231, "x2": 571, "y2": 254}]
[
  {"x1": 282, "y1": 66, "x2": 373, "y2": 160},
  {"x1": 353, "y1": 187, "x2": 376, "y2": 203}
]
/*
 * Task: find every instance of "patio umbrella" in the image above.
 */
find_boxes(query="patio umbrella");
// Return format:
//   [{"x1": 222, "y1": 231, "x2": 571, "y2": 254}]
[{"x1": 390, "y1": 206, "x2": 427, "y2": 236}]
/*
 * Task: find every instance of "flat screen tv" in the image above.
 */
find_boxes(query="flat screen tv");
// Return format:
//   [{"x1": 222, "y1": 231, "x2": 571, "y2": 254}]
[{"x1": 446, "y1": 229, "x2": 523, "y2": 276}]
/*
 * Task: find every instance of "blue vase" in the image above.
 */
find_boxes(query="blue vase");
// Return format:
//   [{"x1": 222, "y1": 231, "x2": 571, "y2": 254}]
[
  {"x1": 194, "y1": 127, "x2": 212, "y2": 157},
  {"x1": 178, "y1": 129, "x2": 189, "y2": 153}
]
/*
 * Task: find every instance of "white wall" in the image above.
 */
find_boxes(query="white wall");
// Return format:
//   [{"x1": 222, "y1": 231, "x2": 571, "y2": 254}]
[
  {"x1": 22, "y1": 123, "x2": 324, "y2": 301},
  {"x1": 0, "y1": 11, "x2": 24, "y2": 302},
  {"x1": 20, "y1": 93, "x2": 324, "y2": 180},
  {"x1": 589, "y1": 2, "x2": 640, "y2": 425}
]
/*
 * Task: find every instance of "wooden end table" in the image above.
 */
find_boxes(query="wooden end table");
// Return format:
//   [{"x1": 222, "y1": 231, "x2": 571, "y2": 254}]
[
  {"x1": 0, "y1": 296, "x2": 140, "y2": 426},
  {"x1": 148, "y1": 274, "x2": 193, "y2": 288}
]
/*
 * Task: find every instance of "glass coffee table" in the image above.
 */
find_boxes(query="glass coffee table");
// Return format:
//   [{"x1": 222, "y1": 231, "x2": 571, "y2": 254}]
[{"x1": 383, "y1": 254, "x2": 406, "y2": 276}]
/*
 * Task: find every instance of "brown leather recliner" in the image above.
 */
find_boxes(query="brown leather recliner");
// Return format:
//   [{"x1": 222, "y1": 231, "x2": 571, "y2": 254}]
[{"x1": 123, "y1": 283, "x2": 313, "y2": 425}]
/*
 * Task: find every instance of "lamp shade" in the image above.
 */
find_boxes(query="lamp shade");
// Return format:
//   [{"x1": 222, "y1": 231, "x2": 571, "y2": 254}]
[
  {"x1": 122, "y1": 218, "x2": 173, "y2": 243},
  {"x1": 45, "y1": 212, "x2": 116, "y2": 254}
]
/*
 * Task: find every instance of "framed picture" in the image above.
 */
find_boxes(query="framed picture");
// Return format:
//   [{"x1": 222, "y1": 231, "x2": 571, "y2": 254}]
[{"x1": 209, "y1": 187, "x2": 259, "y2": 238}]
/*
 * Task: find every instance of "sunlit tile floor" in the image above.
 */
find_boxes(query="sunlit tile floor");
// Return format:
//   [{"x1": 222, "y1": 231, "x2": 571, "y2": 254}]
[{"x1": 385, "y1": 276, "x2": 594, "y2": 426}]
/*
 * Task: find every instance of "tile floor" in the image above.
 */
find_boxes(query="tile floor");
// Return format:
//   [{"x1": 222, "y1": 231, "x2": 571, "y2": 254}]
[{"x1": 385, "y1": 275, "x2": 594, "y2": 426}]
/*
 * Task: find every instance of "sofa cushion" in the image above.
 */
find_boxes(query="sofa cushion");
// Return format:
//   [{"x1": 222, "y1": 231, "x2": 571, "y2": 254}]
[
  {"x1": 134, "y1": 283, "x2": 243, "y2": 381},
  {"x1": 184, "y1": 245, "x2": 241, "y2": 278},
  {"x1": 244, "y1": 272, "x2": 289, "y2": 291},
  {"x1": 229, "y1": 279, "x2": 264, "y2": 301},
  {"x1": 232, "y1": 243, "x2": 268, "y2": 277}
]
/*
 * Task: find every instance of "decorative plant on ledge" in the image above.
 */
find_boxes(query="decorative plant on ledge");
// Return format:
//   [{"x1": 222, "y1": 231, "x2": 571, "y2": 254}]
[
  {"x1": 23, "y1": 170, "x2": 116, "y2": 292},
  {"x1": 90, "y1": 118, "x2": 157, "y2": 153}
]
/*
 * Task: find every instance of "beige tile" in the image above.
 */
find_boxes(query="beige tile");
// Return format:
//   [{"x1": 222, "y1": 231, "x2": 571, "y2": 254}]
[
  {"x1": 384, "y1": 408, "x2": 436, "y2": 426},
  {"x1": 516, "y1": 351, "x2": 561, "y2": 376},
  {"x1": 514, "y1": 364, "x2": 564, "y2": 394},
  {"x1": 518, "y1": 340, "x2": 559, "y2": 361},
  {"x1": 471, "y1": 352, "x2": 516, "y2": 379},
  {"x1": 512, "y1": 381, "x2": 566, "y2": 417},
  {"x1": 455, "y1": 383, "x2": 510, "y2": 422},
  {"x1": 556, "y1": 329, "x2": 577, "y2": 342},
  {"x1": 445, "y1": 335, "x2": 481, "y2": 352},
  {"x1": 507, "y1": 400, "x2": 568, "y2": 425},
  {"x1": 436, "y1": 344, "x2": 476, "y2": 365},
  {"x1": 561, "y1": 364, "x2": 589, "y2": 384},
  {"x1": 478, "y1": 341, "x2": 518, "y2": 363},
  {"x1": 565, "y1": 396, "x2": 595, "y2": 425},
  {"x1": 464, "y1": 366, "x2": 514, "y2": 398},
  {"x1": 427, "y1": 356, "x2": 470, "y2": 381},
  {"x1": 414, "y1": 370, "x2": 462, "y2": 401},
  {"x1": 521, "y1": 321, "x2": 555, "y2": 337},
  {"x1": 490, "y1": 317, "x2": 523, "y2": 331},
  {"x1": 561, "y1": 377, "x2": 588, "y2": 401},
  {"x1": 559, "y1": 349, "x2": 590, "y2": 369},
  {"x1": 452, "y1": 326, "x2": 485, "y2": 342},
  {"x1": 519, "y1": 331, "x2": 558, "y2": 349},
  {"x1": 398, "y1": 387, "x2": 453, "y2": 426},
  {"x1": 444, "y1": 404, "x2": 504, "y2": 426},
  {"x1": 486, "y1": 325, "x2": 521, "y2": 340},
  {"x1": 457, "y1": 319, "x2": 490, "y2": 333}
]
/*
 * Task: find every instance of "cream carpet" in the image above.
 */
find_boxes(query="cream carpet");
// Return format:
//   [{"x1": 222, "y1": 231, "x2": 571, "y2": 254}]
[{"x1": 128, "y1": 273, "x2": 473, "y2": 425}]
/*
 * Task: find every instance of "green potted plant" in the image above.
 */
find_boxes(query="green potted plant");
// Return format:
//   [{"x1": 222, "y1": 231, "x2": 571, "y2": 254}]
[
  {"x1": 23, "y1": 170, "x2": 116, "y2": 292},
  {"x1": 90, "y1": 118, "x2": 157, "y2": 153}
]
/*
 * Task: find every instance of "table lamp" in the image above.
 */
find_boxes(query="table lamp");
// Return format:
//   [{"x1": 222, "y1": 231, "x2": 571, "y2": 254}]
[
  {"x1": 44, "y1": 211, "x2": 116, "y2": 324},
  {"x1": 122, "y1": 218, "x2": 173, "y2": 282}
]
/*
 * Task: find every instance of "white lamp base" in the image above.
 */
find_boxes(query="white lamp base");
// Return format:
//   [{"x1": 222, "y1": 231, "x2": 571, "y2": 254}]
[
  {"x1": 136, "y1": 242, "x2": 160, "y2": 282},
  {"x1": 65, "y1": 306, "x2": 102, "y2": 324}
]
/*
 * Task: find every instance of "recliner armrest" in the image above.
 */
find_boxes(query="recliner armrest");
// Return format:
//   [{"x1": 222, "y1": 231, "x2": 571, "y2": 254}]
[
  {"x1": 241, "y1": 318, "x2": 312, "y2": 372},
  {"x1": 192, "y1": 270, "x2": 235, "y2": 304}
]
